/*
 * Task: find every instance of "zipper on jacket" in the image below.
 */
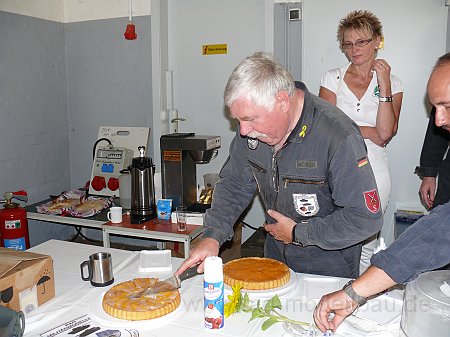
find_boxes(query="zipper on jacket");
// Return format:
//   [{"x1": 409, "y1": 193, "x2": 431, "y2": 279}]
[
  {"x1": 272, "y1": 152, "x2": 279, "y2": 193},
  {"x1": 248, "y1": 160, "x2": 267, "y2": 173},
  {"x1": 283, "y1": 178, "x2": 325, "y2": 188}
]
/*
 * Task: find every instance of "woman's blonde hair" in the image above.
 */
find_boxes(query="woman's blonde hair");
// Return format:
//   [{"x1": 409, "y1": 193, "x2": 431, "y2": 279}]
[{"x1": 337, "y1": 10, "x2": 383, "y2": 48}]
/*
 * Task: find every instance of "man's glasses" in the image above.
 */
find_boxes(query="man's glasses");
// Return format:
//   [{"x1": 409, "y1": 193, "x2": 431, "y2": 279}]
[{"x1": 342, "y1": 38, "x2": 372, "y2": 50}]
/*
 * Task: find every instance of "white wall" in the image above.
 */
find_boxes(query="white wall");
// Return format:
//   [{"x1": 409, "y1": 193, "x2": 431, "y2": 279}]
[{"x1": 0, "y1": 0, "x2": 151, "y2": 23}]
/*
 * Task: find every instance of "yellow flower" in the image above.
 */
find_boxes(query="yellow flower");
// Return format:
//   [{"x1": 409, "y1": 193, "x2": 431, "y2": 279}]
[{"x1": 224, "y1": 283, "x2": 243, "y2": 318}]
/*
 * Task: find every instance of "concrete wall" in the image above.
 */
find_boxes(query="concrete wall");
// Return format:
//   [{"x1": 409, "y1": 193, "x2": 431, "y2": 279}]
[
  {"x1": 65, "y1": 16, "x2": 153, "y2": 189},
  {"x1": 0, "y1": 10, "x2": 153, "y2": 246},
  {"x1": 0, "y1": 12, "x2": 71, "y2": 244}
]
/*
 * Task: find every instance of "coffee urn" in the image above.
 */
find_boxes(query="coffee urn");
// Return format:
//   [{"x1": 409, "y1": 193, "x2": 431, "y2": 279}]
[{"x1": 130, "y1": 146, "x2": 156, "y2": 224}]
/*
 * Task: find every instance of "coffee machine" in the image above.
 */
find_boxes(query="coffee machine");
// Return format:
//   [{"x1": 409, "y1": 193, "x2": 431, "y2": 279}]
[{"x1": 160, "y1": 133, "x2": 221, "y2": 211}]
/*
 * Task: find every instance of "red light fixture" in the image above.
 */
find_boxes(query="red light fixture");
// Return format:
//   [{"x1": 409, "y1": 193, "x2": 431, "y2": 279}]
[{"x1": 124, "y1": 0, "x2": 137, "y2": 40}]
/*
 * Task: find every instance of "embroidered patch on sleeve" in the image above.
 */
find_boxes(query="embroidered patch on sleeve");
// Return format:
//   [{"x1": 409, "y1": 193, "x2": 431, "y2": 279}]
[
  {"x1": 363, "y1": 189, "x2": 380, "y2": 214},
  {"x1": 357, "y1": 156, "x2": 368, "y2": 168}
]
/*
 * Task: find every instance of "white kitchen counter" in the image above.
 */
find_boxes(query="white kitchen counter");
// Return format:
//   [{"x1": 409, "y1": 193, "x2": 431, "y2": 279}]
[{"x1": 24, "y1": 240, "x2": 403, "y2": 337}]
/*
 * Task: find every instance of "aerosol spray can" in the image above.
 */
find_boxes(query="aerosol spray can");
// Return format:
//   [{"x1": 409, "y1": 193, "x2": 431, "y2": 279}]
[{"x1": 203, "y1": 256, "x2": 224, "y2": 329}]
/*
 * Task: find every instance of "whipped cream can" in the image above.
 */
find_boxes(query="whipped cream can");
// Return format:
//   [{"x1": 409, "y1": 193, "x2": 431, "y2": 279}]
[{"x1": 203, "y1": 256, "x2": 224, "y2": 329}]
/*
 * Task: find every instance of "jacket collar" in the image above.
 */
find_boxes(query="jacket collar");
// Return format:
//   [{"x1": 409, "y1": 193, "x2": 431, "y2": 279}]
[{"x1": 286, "y1": 81, "x2": 314, "y2": 144}]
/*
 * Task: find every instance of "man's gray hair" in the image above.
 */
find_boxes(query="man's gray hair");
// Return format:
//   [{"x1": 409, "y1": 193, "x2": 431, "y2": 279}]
[{"x1": 224, "y1": 52, "x2": 295, "y2": 110}]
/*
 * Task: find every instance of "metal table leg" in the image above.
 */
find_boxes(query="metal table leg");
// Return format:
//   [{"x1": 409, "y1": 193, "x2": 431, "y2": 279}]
[{"x1": 102, "y1": 228, "x2": 111, "y2": 248}]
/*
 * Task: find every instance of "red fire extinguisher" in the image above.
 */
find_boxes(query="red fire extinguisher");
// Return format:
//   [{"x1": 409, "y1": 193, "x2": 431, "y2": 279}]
[{"x1": 0, "y1": 191, "x2": 30, "y2": 250}]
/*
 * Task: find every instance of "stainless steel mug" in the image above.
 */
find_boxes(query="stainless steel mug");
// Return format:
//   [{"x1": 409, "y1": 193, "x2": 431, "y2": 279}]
[
  {"x1": 0, "y1": 306, "x2": 25, "y2": 337},
  {"x1": 80, "y1": 252, "x2": 114, "y2": 287}
]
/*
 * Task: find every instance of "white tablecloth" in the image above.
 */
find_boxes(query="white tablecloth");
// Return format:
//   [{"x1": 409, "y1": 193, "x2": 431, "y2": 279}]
[{"x1": 24, "y1": 240, "x2": 403, "y2": 337}]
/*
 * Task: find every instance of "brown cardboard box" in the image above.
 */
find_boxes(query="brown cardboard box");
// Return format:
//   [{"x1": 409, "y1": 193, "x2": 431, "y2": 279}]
[
  {"x1": 0, "y1": 248, "x2": 55, "y2": 313},
  {"x1": 167, "y1": 222, "x2": 242, "y2": 262}
]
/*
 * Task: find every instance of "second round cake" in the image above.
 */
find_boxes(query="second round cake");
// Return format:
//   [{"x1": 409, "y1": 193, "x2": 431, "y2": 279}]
[{"x1": 223, "y1": 257, "x2": 290, "y2": 290}]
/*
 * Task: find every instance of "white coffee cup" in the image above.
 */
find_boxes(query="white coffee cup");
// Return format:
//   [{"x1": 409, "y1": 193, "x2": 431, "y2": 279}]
[{"x1": 107, "y1": 206, "x2": 123, "y2": 223}]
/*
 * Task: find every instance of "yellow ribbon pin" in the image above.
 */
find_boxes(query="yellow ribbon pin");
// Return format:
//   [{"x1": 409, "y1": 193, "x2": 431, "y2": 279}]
[{"x1": 299, "y1": 125, "x2": 307, "y2": 137}]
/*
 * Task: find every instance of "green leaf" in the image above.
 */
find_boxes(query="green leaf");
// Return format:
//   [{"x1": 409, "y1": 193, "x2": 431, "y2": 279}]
[
  {"x1": 264, "y1": 294, "x2": 282, "y2": 313},
  {"x1": 261, "y1": 317, "x2": 280, "y2": 331},
  {"x1": 249, "y1": 307, "x2": 265, "y2": 321}
]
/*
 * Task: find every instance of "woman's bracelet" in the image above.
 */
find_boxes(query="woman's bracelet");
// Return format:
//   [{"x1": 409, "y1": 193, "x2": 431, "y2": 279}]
[{"x1": 379, "y1": 96, "x2": 393, "y2": 102}]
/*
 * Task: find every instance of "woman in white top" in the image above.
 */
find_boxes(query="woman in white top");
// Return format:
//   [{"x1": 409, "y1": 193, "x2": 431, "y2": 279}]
[{"x1": 319, "y1": 10, "x2": 403, "y2": 274}]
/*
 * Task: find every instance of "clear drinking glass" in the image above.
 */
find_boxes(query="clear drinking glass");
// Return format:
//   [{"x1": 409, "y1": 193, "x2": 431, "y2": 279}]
[{"x1": 176, "y1": 206, "x2": 187, "y2": 232}]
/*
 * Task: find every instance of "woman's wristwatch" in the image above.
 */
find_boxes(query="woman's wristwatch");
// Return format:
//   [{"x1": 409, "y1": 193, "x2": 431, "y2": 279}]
[
  {"x1": 379, "y1": 96, "x2": 393, "y2": 102},
  {"x1": 342, "y1": 280, "x2": 367, "y2": 306}
]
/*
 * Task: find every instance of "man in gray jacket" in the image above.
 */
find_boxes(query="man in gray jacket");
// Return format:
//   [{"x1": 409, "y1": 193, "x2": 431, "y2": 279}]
[
  {"x1": 177, "y1": 52, "x2": 382, "y2": 278},
  {"x1": 313, "y1": 52, "x2": 450, "y2": 333}
]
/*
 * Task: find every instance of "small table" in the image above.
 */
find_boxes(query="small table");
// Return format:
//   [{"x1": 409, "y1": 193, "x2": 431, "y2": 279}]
[
  {"x1": 102, "y1": 215, "x2": 203, "y2": 258},
  {"x1": 27, "y1": 199, "x2": 204, "y2": 258}
]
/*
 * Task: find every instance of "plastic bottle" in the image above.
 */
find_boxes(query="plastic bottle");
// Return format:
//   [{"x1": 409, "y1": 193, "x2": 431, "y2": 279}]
[{"x1": 203, "y1": 256, "x2": 224, "y2": 329}]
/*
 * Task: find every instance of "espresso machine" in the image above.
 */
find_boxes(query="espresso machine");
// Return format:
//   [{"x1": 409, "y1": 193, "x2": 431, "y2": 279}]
[{"x1": 160, "y1": 133, "x2": 221, "y2": 211}]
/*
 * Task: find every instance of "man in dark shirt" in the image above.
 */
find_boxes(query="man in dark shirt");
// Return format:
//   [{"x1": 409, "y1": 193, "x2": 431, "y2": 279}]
[
  {"x1": 176, "y1": 52, "x2": 382, "y2": 279},
  {"x1": 415, "y1": 107, "x2": 450, "y2": 209}
]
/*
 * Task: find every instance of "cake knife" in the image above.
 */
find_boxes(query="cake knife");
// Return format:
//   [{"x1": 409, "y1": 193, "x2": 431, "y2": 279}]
[{"x1": 130, "y1": 266, "x2": 199, "y2": 298}]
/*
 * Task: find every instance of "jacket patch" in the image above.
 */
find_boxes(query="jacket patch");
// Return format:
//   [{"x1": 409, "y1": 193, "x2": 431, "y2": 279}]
[
  {"x1": 293, "y1": 194, "x2": 319, "y2": 216},
  {"x1": 357, "y1": 157, "x2": 368, "y2": 168},
  {"x1": 247, "y1": 138, "x2": 259, "y2": 150},
  {"x1": 296, "y1": 160, "x2": 317, "y2": 169},
  {"x1": 364, "y1": 189, "x2": 380, "y2": 214}
]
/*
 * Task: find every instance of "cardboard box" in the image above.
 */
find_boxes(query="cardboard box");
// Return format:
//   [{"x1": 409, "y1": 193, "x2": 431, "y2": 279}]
[{"x1": 0, "y1": 248, "x2": 55, "y2": 313}]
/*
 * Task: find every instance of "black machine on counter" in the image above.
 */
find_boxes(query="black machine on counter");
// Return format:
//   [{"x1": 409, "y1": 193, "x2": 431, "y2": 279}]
[{"x1": 160, "y1": 133, "x2": 221, "y2": 211}]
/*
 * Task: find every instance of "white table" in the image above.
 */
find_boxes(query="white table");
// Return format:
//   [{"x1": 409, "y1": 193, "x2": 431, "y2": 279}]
[{"x1": 24, "y1": 240, "x2": 403, "y2": 337}]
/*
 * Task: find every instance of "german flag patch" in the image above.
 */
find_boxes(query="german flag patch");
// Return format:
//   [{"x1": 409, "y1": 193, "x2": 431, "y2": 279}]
[{"x1": 357, "y1": 156, "x2": 368, "y2": 168}]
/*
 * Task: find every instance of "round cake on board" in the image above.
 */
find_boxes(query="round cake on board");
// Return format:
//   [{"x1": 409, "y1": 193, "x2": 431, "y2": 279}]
[
  {"x1": 223, "y1": 257, "x2": 290, "y2": 290},
  {"x1": 102, "y1": 278, "x2": 181, "y2": 321}
]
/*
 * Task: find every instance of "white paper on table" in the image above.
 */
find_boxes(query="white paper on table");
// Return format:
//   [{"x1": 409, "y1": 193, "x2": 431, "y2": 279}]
[{"x1": 38, "y1": 314, "x2": 139, "y2": 337}]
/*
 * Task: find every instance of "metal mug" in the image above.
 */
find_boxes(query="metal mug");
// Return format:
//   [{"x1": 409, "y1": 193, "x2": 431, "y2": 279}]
[{"x1": 80, "y1": 252, "x2": 114, "y2": 287}]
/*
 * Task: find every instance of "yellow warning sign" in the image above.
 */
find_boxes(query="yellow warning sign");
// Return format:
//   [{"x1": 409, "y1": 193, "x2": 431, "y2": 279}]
[{"x1": 202, "y1": 44, "x2": 228, "y2": 55}]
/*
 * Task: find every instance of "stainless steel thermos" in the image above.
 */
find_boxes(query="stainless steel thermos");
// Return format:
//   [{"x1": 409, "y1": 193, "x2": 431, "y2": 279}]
[{"x1": 130, "y1": 146, "x2": 156, "y2": 223}]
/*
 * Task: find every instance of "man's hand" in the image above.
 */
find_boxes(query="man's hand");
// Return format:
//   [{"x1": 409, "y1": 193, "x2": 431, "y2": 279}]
[
  {"x1": 263, "y1": 209, "x2": 296, "y2": 244},
  {"x1": 419, "y1": 176, "x2": 437, "y2": 209},
  {"x1": 313, "y1": 290, "x2": 356, "y2": 332},
  {"x1": 175, "y1": 238, "x2": 220, "y2": 276}
]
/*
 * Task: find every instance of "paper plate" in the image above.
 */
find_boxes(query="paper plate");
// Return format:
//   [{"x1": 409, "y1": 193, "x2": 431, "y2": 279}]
[
  {"x1": 224, "y1": 269, "x2": 297, "y2": 299},
  {"x1": 90, "y1": 290, "x2": 184, "y2": 329}
]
